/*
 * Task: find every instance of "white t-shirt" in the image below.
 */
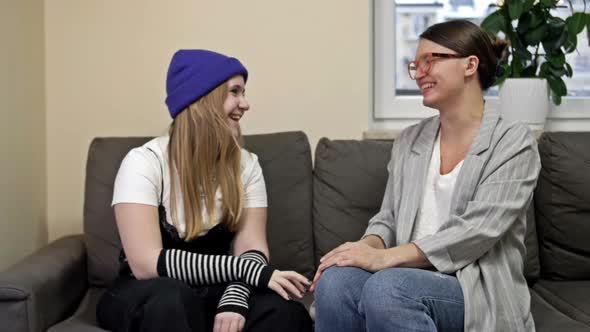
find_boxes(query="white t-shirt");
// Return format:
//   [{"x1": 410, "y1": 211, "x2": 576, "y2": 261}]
[
  {"x1": 112, "y1": 135, "x2": 267, "y2": 237},
  {"x1": 411, "y1": 131, "x2": 463, "y2": 241}
]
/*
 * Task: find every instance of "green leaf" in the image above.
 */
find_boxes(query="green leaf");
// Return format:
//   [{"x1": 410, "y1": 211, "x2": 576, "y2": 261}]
[
  {"x1": 522, "y1": 65, "x2": 538, "y2": 77},
  {"x1": 512, "y1": 54, "x2": 525, "y2": 77},
  {"x1": 547, "y1": 75, "x2": 567, "y2": 105},
  {"x1": 513, "y1": 39, "x2": 533, "y2": 60},
  {"x1": 554, "y1": 28, "x2": 569, "y2": 50},
  {"x1": 508, "y1": 0, "x2": 524, "y2": 20},
  {"x1": 546, "y1": 17, "x2": 567, "y2": 41},
  {"x1": 524, "y1": 25, "x2": 549, "y2": 45},
  {"x1": 481, "y1": 10, "x2": 506, "y2": 35},
  {"x1": 563, "y1": 31, "x2": 578, "y2": 53},
  {"x1": 548, "y1": 52, "x2": 565, "y2": 67},
  {"x1": 565, "y1": 62, "x2": 573, "y2": 78},
  {"x1": 566, "y1": 13, "x2": 586, "y2": 35},
  {"x1": 540, "y1": 0, "x2": 557, "y2": 8},
  {"x1": 548, "y1": 17, "x2": 566, "y2": 30},
  {"x1": 543, "y1": 28, "x2": 568, "y2": 52},
  {"x1": 549, "y1": 66, "x2": 566, "y2": 77},
  {"x1": 539, "y1": 62, "x2": 550, "y2": 78},
  {"x1": 547, "y1": 75, "x2": 567, "y2": 96},
  {"x1": 552, "y1": 91, "x2": 562, "y2": 105},
  {"x1": 523, "y1": 0, "x2": 535, "y2": 12},
  {"x1": 586, "y1": 14, "x2": 590, "y2": 46},
  {"x1": 517, "y1": 13, "x2": 532, "y2": 34},
  {"x1": 529, "y1": 10, "x2": 544, "y2": 29}
]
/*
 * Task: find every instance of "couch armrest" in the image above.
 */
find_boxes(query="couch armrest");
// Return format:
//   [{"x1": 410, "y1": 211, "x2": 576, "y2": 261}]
[{"x1": 0, "y1": 235, "x2": 88, "y2": 332}]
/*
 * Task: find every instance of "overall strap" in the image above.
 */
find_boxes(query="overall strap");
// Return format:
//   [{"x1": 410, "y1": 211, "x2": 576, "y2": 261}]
[{"x1": 146, "y1": 147, "x2": 164, "y2": 204}]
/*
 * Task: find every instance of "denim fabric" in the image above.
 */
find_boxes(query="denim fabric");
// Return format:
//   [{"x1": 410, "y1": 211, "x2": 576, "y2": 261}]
[{"x1": 314, "y1": 266, "x2": 464, "y2": 332}]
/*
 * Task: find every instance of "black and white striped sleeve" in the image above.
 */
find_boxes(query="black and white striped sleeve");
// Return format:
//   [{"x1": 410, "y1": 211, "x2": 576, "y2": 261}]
[
  {"x1": 156, "y1": 249, "x2": 274, "y2": 288},
  {"x1": 216, "y1": 250, "x2": 269, "y2": 316}
]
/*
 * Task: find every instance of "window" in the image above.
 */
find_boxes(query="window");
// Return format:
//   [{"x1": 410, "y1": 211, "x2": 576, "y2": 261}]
[
  {"x1": 394, "y1": 0, "x2": 497, "y2": 95},
  {"x1": 372, "y1": 0, "x2": 590, "y2": 128}
]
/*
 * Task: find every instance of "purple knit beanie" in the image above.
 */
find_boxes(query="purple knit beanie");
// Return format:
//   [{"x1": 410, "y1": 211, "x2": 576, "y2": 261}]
[{"x1": 165, "y1": 49, "x2": 248, "y2": 119}]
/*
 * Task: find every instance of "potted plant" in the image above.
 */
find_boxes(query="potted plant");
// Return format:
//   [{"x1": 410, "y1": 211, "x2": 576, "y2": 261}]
[{"x1": 481, "y1": 0, "x2": 589, "y2": 127}]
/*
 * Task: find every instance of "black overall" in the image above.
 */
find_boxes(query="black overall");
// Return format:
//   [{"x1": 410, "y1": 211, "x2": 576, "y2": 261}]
[{"x1": 96, "y1": 149, "x2": 312, "y2": 332}]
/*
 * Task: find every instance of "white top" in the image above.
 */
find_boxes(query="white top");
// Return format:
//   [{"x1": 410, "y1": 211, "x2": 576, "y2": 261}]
[
  {"x1": 112, "y1": 135, "x2": 267, "y2": 237},
  {"x1": 411, "y1": 131, "x2": 463, "y2": 241}
]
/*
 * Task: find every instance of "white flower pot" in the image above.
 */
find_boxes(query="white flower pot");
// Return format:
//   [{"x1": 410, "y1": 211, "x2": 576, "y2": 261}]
[{"x1": 499, "y1": 78, "x2": 549, "y2": 130}]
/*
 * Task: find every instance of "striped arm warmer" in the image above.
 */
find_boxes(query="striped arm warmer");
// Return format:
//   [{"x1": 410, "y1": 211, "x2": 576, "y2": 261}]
[
  {"x1": 216, "y1": 250, "x2": 269, "y2": 316},
  {"x1": 156, "y1": 249, "x2": 274, "y2": 288}
]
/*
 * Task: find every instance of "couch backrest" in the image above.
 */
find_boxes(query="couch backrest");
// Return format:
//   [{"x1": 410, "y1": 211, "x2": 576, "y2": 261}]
[
  {"x1": 535, "y1": 132, "x2": 590, "y2": 281},
  {"x1": 242, "y1": 132, "x2": 315, "y2": 279},
  {"x1": 312, "y1": 137, "x2": 541, "y2": 281},
  {"x1": 84, "y1": 137, "x2": 152, "y2": 286},
  {"x1": 313, "y1": 138, "x2": 392, "y2": 266},
  {"x1": 83, "y1": 131, "x2": 315, "y2": 286}
]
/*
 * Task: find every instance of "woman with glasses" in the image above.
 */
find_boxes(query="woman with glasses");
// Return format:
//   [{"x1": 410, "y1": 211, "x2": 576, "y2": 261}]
[{"x1": 312, "y1": 20, "x2": 541, "y2": 332}]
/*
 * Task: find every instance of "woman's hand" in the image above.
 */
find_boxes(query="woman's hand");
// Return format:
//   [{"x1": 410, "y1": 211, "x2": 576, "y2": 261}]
[
  {"x1": 213, "y1": 312, "x2": 245, "y2": 332},
  {"x1": 267, "y1": 270, "x2": 310, "y2": 301},
  {"x1": 310, "y1": 241, "x2": 391, "y2": 292}
]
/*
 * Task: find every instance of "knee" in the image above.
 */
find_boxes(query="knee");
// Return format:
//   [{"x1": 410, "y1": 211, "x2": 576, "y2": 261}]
[
  {"x1": 142, "y1": 278, "x2": 197, "y2": 316},
  {"x1": 360, "y1": 269, "x2": 411, "y2": 311},
  {"x1": 314, "y1": 266, "x2": 357, "y2": 308}
]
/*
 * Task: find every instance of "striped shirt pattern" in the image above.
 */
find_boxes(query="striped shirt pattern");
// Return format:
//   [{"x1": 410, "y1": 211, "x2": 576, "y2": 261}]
[
  {"x1": 157, "y1": 249, "x2": 273, "y2": 288},
  {"x1": 217, "y1": 250, "x2": 270, "y2": 315}
]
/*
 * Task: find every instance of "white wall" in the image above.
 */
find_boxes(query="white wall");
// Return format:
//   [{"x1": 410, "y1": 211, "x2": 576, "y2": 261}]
[
  {"x1": 45, "y1": 0, "x2": 371, "y2": 240},
  {"x1": 0, "y1": 0, "x2": 47, "y2": 270}
]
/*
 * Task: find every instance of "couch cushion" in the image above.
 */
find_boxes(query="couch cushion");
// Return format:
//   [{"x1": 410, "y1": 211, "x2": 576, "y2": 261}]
[
  {"x1": 533, "y1": 279, "x2": 590, "y2": 326},
  {"x1": 530, "y1": 287, "x2": 590, "y2": 332},
  {"x1": 47, "y1": 287, "x2": 107, "y2": 332},
  {"x1": 84, "y1": 137, "x2": 153, "y2": 286},
  {"x1": 84, "y1": 132, "x2": 314, "y2": 286},
  {"x1": 535, "y1": 132, "x2": 590, "y2": 280},
  {"x1": 313, "y1": 138, "x2": 392, "y2": 265},
  {"x1": 242, "y1": 132, "x2": 315, "y2": 278}
]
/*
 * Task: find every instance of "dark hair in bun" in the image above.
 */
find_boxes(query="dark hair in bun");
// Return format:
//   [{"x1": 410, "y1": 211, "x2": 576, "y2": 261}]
[{"x1": 420, "y1": 19, "x2": 508, "y2": 90}]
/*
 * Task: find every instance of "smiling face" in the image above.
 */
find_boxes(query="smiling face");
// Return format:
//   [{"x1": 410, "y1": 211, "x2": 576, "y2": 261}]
[
  {"x1": 223, "y1": 75, "x2": 250, "y2": 136},
  {"x1": 413, "y1": 39, "x2": 471, "y2": 110}
]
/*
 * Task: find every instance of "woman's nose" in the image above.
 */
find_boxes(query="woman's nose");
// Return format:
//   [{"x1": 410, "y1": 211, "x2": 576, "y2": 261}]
[
  {"x1": 414, "y1": 65, "x2": 427, "y2": 80},
  {"x1": 239, "y1": 95, "x2": 250, "y2": 111}
]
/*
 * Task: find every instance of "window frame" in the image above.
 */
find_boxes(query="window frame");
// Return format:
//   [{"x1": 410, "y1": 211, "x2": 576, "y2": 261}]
[{"x1": 372, "y1": 0, "x2": 590, "y2": 126}]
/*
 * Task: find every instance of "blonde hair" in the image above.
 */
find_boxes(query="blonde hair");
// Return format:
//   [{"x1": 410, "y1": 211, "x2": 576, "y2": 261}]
[{"x1": 168, "y1": 82, "x2": 243, "y2": 241}]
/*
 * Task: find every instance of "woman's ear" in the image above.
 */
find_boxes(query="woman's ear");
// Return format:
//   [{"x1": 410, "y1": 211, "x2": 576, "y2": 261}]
[{"x1": 465, "y1": 55, "x2": 479, "y2": 77}]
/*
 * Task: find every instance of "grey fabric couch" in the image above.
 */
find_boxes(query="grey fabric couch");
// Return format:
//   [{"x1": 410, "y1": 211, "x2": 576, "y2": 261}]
[{"x1": 0, "y1": 131, "x2": 588, "y2": 331}]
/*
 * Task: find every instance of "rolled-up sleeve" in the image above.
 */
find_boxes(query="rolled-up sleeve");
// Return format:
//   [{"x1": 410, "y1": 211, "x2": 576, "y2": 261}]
[
  {"x1": 414, "y1": 126, "x2": 541, "y2": 273},
  {"x1": 363, "y1": 140, "x2": 400, "y2": 248}
]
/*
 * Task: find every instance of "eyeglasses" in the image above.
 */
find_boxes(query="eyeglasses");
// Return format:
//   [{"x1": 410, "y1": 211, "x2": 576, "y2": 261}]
[{"x1": 407, "y1": 52, "x2": 465, "y2": 80}]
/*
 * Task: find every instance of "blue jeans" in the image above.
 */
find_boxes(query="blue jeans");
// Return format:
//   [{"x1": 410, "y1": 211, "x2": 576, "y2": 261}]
[{"x1": 314, "y1": 266, "x2": 464, "y2": 332}]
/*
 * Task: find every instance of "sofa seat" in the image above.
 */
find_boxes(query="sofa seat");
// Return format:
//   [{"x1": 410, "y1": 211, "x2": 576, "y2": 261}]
[
  {"x1": 532, "y1": 280, "x2": 590, "y2": 327},
  {"x1": 530, "y1": 287, "x2": 590, "y2": 331},
  {"x1": 48, "y1": 288, "x2": 106, "y2": 332}
]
